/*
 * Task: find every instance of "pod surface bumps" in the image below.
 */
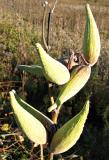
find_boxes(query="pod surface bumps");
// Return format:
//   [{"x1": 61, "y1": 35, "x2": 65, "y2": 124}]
[
  {"x1": 9, "y1": 90, "x2": 47, "y2": 145},
  {"x1": 48, "y1": 66, "x2": 91, "y2": 112},
  {"x1": 50, "y1": 100, "x2": 89, "y2": 154},
  {"x1": 36, "y1": 43, "x2": 70, "y2": 85},
  {"x1": 83, "y1": 4, "x2": 101, "y2": 66}
]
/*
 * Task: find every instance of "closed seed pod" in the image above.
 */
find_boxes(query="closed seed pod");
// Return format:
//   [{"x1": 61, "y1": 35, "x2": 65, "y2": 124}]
[
  {"x1": 48, "y1": 66, "x2": 91, "y2": 112},
  {"x1": 10, "y1": 90, "x2": 54, "y2": 132},
  {"x1": 83, "y1": 4, "x2": 101, "y2": 66},
  {"x1": 9, "y1": 90, "x2": 47, "y2": 145},
  {"x1": 36, "y1": 43, "x2": 70, "y2": 85},
  {"x1": 50, "y1": 100, "x2": 89, "y2": 154}
]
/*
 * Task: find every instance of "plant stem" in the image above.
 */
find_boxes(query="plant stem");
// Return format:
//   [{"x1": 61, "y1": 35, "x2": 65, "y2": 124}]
[
  {"x1": 51, "y1": 0, "x2": 58, "y2": 13},
  {"x1": 51, "y1": 108, "x2": 59, "y2": 124},
  {"x1": 42, "y1": 3, "x2": 48, "y2": 51},
  {"x1": 48, "y1": 82, "x2": 58, "y2": 123},
  {"x1": 47, "y1": 11, "x2": 51, "y2": 47},
  {"x1": 48, "y1": 85, "x2": 62, "y2": 124},
  {"x1": 53, "y1": 104, "x2": 62, "y2": 124},
  {"x1": 40, "y1": 144, "x2": 44, "y2": 160},
  {"x1": 48, "y1": 83, "x2": 54, "y2": 105},
  {"x1": 42, "y1": 0, "x2": 60, "y2": 124},
  {"x1": 49, "y1": 153, "x2": 54, "y2": 160}
]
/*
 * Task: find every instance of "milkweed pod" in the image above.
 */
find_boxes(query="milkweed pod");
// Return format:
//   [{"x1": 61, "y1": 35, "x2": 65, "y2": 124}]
[
  {"x1": 48, "y1": 66, "x2": 91, "y2": 112},
  {"x1": 50, "y1": 100, "x2": 90, "y2": 154},
  {"x1": 18, "y1": 65, "x2": 44, "y2": 77},
  {"x1": 36, "y1": 43, "x2": 70, "y2": 85},
  {"x1": 9, "y1": 90, "x2": 54, "y2": 133},
  {"x1": 9, "y1": 90, "x2": 47, "y2": 144},
  {"x1": 83, "y1": 4, "x2": 101, "y2": 66}
]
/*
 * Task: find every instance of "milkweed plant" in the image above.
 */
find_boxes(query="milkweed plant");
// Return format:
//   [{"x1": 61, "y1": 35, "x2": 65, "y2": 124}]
[{"x1": 9, "y1": 3, "x2": 100, "y2": 160}]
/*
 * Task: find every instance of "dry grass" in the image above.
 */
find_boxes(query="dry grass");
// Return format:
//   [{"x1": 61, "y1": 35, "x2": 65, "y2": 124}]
[
  {"x1": 0, "y1": 0, "x2": 109, "y2": 71},
  {"x1": 0, "y1": 0, "x2": 109, "y2": 73}
]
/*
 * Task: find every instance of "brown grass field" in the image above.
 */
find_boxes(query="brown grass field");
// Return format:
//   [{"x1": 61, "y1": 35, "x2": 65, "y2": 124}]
[{"x1": 1, "y1": 0, "x2": 109, "y2": 55}]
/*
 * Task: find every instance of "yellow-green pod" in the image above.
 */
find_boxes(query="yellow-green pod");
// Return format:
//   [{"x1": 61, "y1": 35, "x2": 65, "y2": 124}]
[
  {"x1": 48, "y1": 66, "x2": 91, "y2": 112},
  {"x1": 83, "y1": 4, "x2": 101, "y2": 66},
  {"x1": 9, "y1": 90, "x2": 47, "y2": 145},
  {"x1": 36, "y1": 43, "x2": 70, "y2": 85},
  {"x1": 50, "y1": 100, "x2": 89, "y2": 154},
  {"x1": 9, "y1": 90, "x2": 54, "y2": 132}
]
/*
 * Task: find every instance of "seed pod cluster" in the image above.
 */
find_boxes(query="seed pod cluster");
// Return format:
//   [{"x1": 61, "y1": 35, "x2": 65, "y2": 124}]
[{"x1": 8, "y1": 3, "x2": 101, "y2": 158}]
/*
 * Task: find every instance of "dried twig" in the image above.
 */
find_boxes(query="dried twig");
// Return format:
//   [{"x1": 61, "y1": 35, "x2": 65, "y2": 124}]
[
  {"x1": 42, "y1": 1, "x2": 48, "y2": 51},
  {"x1": 47, "y1": 0, "x2": 58, "y2": 48},
  {"x1": 40, "y1": 144, "x2": 44, "y2": 160},
  {"x1": 42, "y1": 0, "x2": 58, "y2": 52}
]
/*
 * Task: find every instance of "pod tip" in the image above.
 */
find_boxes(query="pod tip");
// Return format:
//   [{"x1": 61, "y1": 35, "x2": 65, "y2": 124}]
[
  {"x1": 36, "y1": 43, "x2": 41, "y2": 49},
  {"x1": 9, "y1": 90, "x2": 16, "y2": 95}
]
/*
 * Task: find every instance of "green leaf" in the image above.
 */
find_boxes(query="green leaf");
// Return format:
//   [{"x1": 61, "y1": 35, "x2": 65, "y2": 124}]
[
  {"x1": 9, "y1": 90, "x2": 47, "y2": 144},
  {"x1": 50, "y1": 100, "x2": 89, "y2": 154},
  {"x1": 18, "y1": 65, "x2": 44, "y2": 77},
  {"x1": 36, "y1": 43, "x2": 70, "y2": 85}
]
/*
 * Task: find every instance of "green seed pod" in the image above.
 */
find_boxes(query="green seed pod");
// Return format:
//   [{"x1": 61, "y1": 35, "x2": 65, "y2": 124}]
[
  {"x1": 83, "y1": 4, "x2": 101, "y2": 66},
  {"x1": 9, "y1": 90, "x2": 54, "y2": 133},
  {"x1": 50, "y1": 100, "x2": 89, "y2": 154},
  {"x1": 18, "y1": 65, "x2": 44, "y2": 77},
  {"x1": 36, "y1": 43, "x2": 70, "y2": 85},
  {"x1": 9, "y1": 90, "x2": 47, "y2": 144},
  {"x1": 48, "y1": 66, "x2": 91, "y2": 112}
]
